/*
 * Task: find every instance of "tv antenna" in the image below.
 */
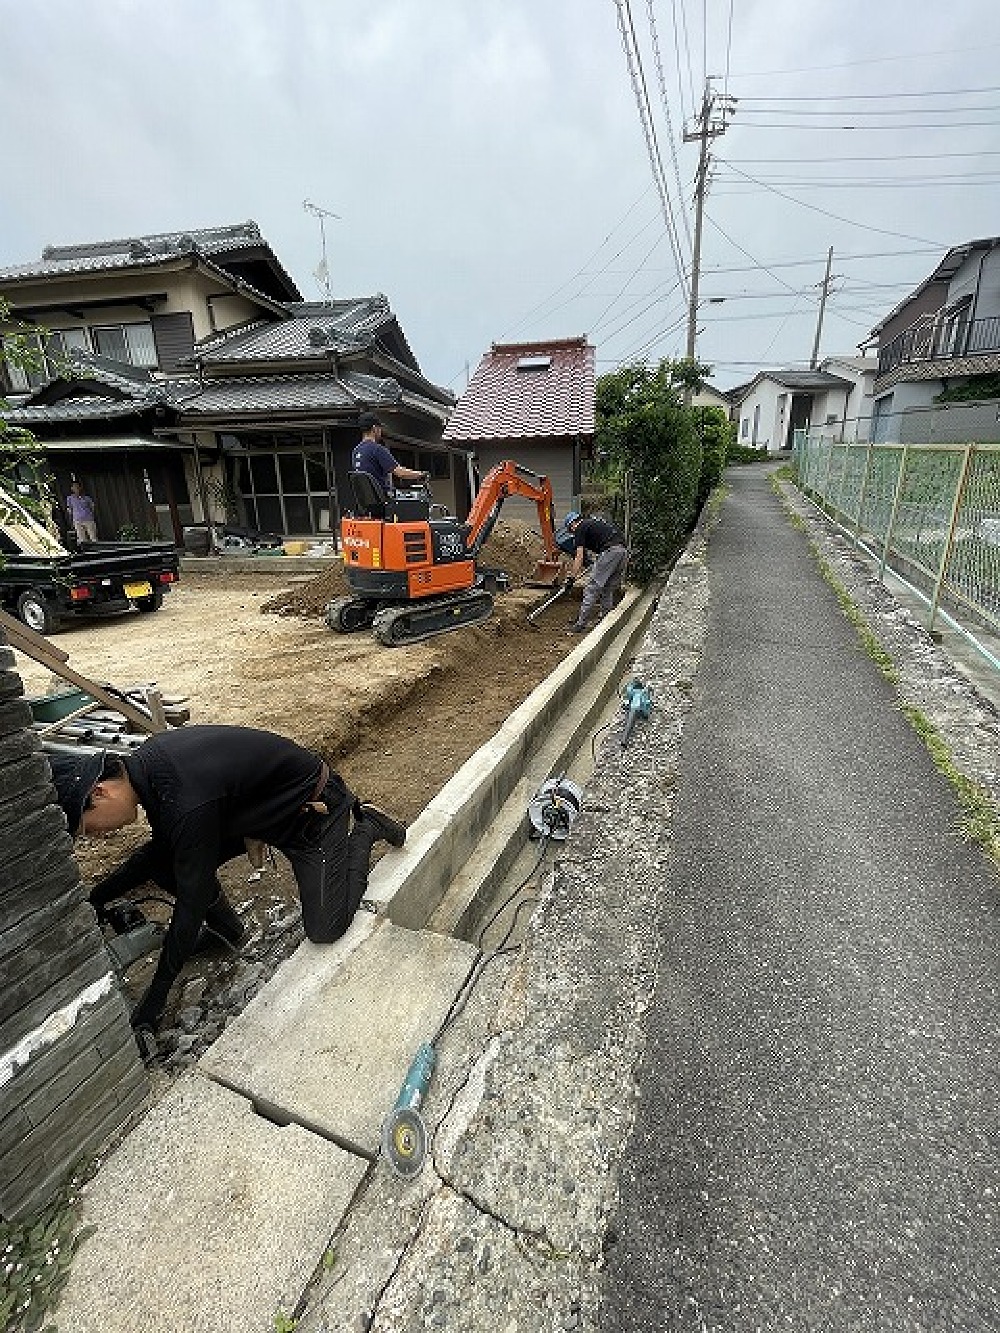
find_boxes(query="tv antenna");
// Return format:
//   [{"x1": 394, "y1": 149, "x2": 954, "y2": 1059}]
[{"x1": 303, "y1": 199, "x2": 341, "y2": 302}]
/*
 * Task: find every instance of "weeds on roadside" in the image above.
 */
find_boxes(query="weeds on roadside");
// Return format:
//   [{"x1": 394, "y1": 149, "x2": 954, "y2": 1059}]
[{"x1": 0, "y1": 1165, "x2": 95, "y2": 1333}]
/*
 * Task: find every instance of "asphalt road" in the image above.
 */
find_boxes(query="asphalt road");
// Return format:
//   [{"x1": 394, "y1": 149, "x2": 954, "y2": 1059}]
[{"x1": 601, "y1": 467, "x2": 1000, "y2": 1332}]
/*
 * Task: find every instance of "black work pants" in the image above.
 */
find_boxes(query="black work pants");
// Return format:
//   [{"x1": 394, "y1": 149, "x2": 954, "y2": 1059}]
[{"x1": 281, "y1": 807, "x2": 378, "y2": 943}]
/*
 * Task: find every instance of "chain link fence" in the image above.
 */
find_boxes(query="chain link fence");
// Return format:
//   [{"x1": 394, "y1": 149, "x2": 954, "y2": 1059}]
[{"x1": 794, "y1": 434, "x2": 1000, "y2": 639}]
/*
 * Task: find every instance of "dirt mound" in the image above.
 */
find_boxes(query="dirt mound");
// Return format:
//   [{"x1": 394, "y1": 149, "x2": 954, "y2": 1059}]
[
  {"x1": 260, "y1": 520, "x2": 553, "y2": 619},
  {"x1": 260, "y1": 564, "x2": 350, "y2": 617},
  {"x1": 479, "y1": 519, "x2": 551, "y2": 583}
]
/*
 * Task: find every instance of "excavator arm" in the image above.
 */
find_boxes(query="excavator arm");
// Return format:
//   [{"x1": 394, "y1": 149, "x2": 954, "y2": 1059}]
[{"x1": 462, "y1": 461, "x2": 561, "y2": 570}]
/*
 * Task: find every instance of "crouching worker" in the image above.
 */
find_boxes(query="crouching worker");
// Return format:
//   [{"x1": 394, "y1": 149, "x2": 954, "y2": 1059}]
[{"x1": 50, "y1": 724, "x2": 407, "y2": 1047}]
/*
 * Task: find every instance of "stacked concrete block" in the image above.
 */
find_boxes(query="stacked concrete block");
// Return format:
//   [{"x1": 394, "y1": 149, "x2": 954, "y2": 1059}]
[{"x1": 0, "y1": 630, "x2": 148, "y2": 1220}]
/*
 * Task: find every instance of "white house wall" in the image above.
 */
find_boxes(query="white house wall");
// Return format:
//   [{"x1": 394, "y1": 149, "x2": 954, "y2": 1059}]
[{"x1": 948, "y1": 245, "x2": 1000, "y2": 313}]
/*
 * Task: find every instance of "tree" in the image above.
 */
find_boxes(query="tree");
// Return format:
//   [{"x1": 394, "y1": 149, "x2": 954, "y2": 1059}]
[
  {"x1": 594, "y1": 357, "x2": 712, "y2": 583},
  {"x1": 0, "y1": 299, "x2": 59, "y2": 539}
]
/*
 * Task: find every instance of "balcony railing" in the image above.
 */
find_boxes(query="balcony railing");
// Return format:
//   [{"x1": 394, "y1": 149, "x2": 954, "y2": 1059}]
[{"x1": 878, "y1": 313, "x2": 1000, "y2": 377}]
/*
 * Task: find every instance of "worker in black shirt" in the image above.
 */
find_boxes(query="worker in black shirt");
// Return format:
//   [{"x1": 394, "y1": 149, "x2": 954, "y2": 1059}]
[
  {"x1": 49, "y1": 725, "x2": 407, "y2": 1045},
  {"x1": 562, "y1": 510, "x2": 629, "y2": 633}
]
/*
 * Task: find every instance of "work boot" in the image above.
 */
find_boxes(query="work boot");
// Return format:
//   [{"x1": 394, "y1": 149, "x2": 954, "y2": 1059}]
[{"x1": 355, "y1": 802, "x2": 407, "y2": 848}]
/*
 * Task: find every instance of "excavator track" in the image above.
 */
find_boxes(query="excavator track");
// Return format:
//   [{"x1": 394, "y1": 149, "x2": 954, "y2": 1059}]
[
  {"x1": 325, "y1": 596, "x2": 378, "y2": 633},
  {"x1": 372, "y1": 589, "x2": 495, "y2": 646}
]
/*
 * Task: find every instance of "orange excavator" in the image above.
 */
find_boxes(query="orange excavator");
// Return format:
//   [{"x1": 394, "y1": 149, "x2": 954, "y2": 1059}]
[{"x1": 327, "y1": 459, "x2": 563, "y2": 645}]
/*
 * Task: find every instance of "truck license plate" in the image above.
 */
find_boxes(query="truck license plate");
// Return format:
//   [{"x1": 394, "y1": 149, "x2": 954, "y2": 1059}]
[{"x1": 124, "y1": 581, "x2": 153, "y2": 599}]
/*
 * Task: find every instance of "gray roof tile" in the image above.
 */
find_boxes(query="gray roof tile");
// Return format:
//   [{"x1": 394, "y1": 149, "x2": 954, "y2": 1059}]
[
  {"x1": 4, "y1": 396, "x2": 147, "y2": 424},
  {"x1": 174, "y1": 370, "x2": 405, "y2": 416},
  {"x1": 0, "y1": 222, "x2": 267, "y2": 282},
  {"x1": 192, "y1": 296, "x2": 398, "y2": 364}
]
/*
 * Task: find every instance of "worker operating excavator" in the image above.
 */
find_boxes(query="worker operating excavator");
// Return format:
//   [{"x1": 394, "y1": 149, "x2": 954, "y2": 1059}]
[
  {"x1": 329, "y1": 458, "x2": 564, "y2": 646},
  {"x1": 352, "y1": 412, "x2": 429, "y2": 493}
]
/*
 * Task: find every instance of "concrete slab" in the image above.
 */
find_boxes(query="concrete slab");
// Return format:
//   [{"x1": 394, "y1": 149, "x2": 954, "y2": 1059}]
[
  {"x1": 200, "y1": 918, "x2": 479, "y2": 1156},
  {"x1": 54, "y1": 1072, "x2": 367, "y2": 1333}
]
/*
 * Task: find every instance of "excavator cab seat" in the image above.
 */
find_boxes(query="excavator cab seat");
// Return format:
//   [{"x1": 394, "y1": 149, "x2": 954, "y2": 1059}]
[{"x1": 349, "y1": 471, "x2": 388, "y2": 519}]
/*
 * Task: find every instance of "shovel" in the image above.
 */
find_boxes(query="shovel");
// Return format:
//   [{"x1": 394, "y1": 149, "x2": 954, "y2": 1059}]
[{"x1": 527, "y1": 581, "x2": 571, "y2": 625}]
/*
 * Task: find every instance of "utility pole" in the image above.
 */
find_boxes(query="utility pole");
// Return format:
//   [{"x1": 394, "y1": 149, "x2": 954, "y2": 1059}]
[
  {"x1": 810, "y1": 247, "x2": 836, "y2": 369},
  {"x1": 683, "y1": 80, "x2": 736, "y2": 369}
]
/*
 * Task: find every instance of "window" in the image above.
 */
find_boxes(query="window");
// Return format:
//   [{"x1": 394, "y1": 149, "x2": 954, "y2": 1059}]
[
  {"x1": 2, "y1": 327, "x2": 91, "y2": 390},
  {"x1": 516, "y1": 355, "x2": 552, "y2": 371},
  {"x1": 91, "y1": 322, "x2": 158, "y2": 367},
  {"x1": 419, "y1": 452, "x2": 450, "y2": 479},
  {"x1": 231, "y1": 434, "x2": 334, "y2": 535}
]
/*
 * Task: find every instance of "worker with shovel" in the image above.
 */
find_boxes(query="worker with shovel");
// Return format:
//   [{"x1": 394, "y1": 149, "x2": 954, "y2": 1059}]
[
  {"x1": 563, "y1": 510, "x2": 629, "y2": 633},
  {"x1": 50, "y1": 725, "x2": 407, "y2": 1050}
]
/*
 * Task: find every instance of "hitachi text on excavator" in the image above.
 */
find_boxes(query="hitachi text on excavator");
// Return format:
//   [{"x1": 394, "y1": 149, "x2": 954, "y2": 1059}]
[{"x1": 326, "y1": 459, "x2": 563, "y2": 646}]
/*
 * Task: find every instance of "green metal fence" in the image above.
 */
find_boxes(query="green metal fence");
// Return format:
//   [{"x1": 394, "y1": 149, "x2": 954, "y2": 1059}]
[{"x1": 794, "y1": 434, "x2": 1000, "y2": 637}]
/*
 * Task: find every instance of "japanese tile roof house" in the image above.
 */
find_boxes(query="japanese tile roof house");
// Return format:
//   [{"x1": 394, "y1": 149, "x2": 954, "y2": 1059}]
[
  {"x1": 1, "y1": 223, "x2": 459, "y2": 543},
  {"x1": 442, "y1": 336, "x2": 595, "y2": 521}
]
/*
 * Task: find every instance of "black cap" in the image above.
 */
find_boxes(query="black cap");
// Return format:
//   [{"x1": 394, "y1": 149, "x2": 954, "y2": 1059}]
[
  {"x1": 48, "y1": 749, "x2": 107, "y2": 835},
  {"x1": 358, "y1": 411, "x2": 383, "y2": 431}
]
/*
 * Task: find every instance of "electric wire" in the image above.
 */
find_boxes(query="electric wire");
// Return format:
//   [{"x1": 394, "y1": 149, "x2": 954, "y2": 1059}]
[
  {"x1": 732, "y1": 151, "x2": 1000, "y2": 163},
  {"x1": 475, "y1": 834, "x2": 552, "y2": 952},
  {"x1": 587, "y1": 231, "x2": 672, "y2": 337},
  {"x1": 737, "y1": 104, "x2": 1000, "y2": 117},
  {"x1": 668, "y1": 0, "x2": 690, "y2": 123},
  {"x1": 728, "y1": 42, "x2": 1000, "y2": 78},
  {"x1": 674, "y1": 0, "x2": 697, "y2": 114},
  {"x1": 591, "y1": 270, "x2": 684, "y2": 344},
  {"x1": 736, "y1": 85, "x2": 1000, "y2": 102},
  {"x1": 722, "y1": 0, "x2": 734, "y2": 103},
  {"x1": 714, "y1": 158, "x2": 946, "y2": 246},
  {"x1": 646, "y1": 0, "x2": 693, "y2": 251},
  {"x1": 497, "y1": 189, "x2": 656, "y2": 341},
  {"x1": 432, "y1": 837, "x2": 554, "y2": 1046},
  {"x1": 730, "y1": 119, "x2": 1000, "y2": 131},
  {"x1": 615, "y1": 0, "x2": 690, "y2": 299}
]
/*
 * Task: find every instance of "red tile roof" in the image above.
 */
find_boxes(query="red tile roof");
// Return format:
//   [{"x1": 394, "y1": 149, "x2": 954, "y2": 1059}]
[{"x1": 443, "y1": 337, "x2": 595, "y2": 442}]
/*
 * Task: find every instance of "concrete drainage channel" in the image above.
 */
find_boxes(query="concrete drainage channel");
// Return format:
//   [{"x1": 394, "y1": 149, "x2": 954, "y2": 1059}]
[{"x1": 53, "y1": 585, "x2": 658, "y2": 1333}]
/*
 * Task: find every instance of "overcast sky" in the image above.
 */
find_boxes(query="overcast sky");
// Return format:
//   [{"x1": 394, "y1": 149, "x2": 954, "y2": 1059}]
[{"x1": 3, "y1": 0, "x2": 1000, "y2": 392}]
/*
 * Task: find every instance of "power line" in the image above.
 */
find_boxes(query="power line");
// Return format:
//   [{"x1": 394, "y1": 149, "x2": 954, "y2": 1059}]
[
  {"x1": 737, "y1": 104, "x2": 1000, "y2": 117},
  {"x1": 615, "y1": 0, "x2": 690, "y2": 302},
  {"x1": 715, "y1": 173, "x2": 1000, "y2": 191},
  {"x1": 722, "y1": 0, "x2": 734, "y2": 102},
  {"x1": 673, "y1": 0, "x2": 697, "y2": 119},
  {"x1": 715, "y1": 158, "x2": 946, "y2": 246},
  {"x1": 646, "y1": 0, "x2": 693, "y2": 252},
  {"x1": 668, "y1": 0, "x2": 690, "y2": 124},
  {"x1": 588, "y1": 232, "x2": 673, "y2": 336},
  {"x1": 498, "y1": 190, "x2": 658, "y2": 340},
  {"x1": 728, "y1": 42, "x2": 1000, "y2": 78},
  {"x1": 738, "y1": 85, "x2": 1000, "y2": 102},
  {"x1": 731, "y1": 119, "x2": 1000, "y2": 131},
  {"x1": 731, "y1": 151, "x2": 1000, "y2": 163},
  {"x1": 702, "y1": 246, "x2": 941, "y2": 273}
]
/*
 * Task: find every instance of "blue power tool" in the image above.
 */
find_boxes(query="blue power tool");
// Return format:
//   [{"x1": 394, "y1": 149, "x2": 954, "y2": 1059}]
[
  {"x1": 621, "y1": 678, "x2": 652, "y2": 748},
  {"x1": 382, "y1": 1041, "x2": 437, "y2": 1178}
]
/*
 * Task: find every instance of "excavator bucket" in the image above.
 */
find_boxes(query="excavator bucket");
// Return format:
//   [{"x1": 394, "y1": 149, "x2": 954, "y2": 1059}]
[{"x1": 526, "y1": 559, "x2": 562, "y2": 589}]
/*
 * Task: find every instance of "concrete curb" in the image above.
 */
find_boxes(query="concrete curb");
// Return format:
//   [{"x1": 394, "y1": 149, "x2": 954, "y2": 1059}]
[{"x1": 376, "y1": 583, "x2": 658, "y2": 934}]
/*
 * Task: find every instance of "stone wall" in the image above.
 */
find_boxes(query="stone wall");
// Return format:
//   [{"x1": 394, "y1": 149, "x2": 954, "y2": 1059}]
[{"x1": 0, "y1": 629, "x2": 148, "y2": 1219}]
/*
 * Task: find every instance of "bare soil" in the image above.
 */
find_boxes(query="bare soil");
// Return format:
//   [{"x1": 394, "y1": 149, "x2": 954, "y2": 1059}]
[{"x1": 13, "y1": 522, "x2": 580, "y2": 1028}]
